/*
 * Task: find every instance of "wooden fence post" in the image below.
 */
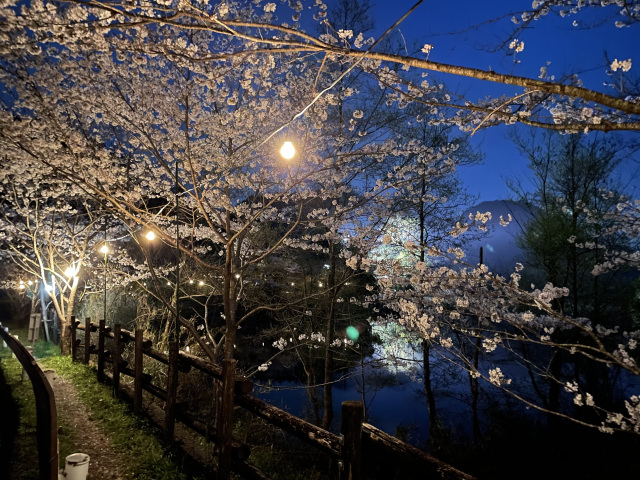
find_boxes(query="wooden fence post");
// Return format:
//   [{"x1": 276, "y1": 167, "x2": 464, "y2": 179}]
[
  {"x1": 97, "y1": 319, "x2": 106, "y2": 383},
  {"x1": 134, "y1": 329, "x2": 143, "y2": 414},
  {"x1": 83, "y1": 318, "x2": 91, "y2": 364},
  {"x1": 112, "y1": 323, "x2": 121, "y2": 396},
  {"x1": 164, "y1": 341, "x2": 179, "y2": 445},
  {"x1": 70, "y1": 316, "x2": 77, "y2": 361},
  {"x1": 341, "y1": 401, "x2": 364, "y2": 480},
  {"x1": 217, "y1": 358, "x2": 237, "y2": 480}
]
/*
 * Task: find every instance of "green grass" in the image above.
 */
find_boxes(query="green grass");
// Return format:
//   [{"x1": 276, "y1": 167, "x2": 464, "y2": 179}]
[
  {"x1": 40, "y1": 355, "x2": 188, "y2": 480},
  {"x1": 1, "y1": 331, "x2": 330, "y2": 480},
  {"x1": 1, "y1": 330, "x2": 188, "y2": 480},
  {"x1": 0, "y1": 338, "x2": 73, "y2": 480}
]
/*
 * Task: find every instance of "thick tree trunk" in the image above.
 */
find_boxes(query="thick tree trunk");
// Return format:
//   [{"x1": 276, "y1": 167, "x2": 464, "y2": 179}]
[
  {"x1": 60, "y1": 282, "x2": 79, "y2": 356},
  {"x1": 60, "y1": 316, "x2": 70, "y2": 355}
]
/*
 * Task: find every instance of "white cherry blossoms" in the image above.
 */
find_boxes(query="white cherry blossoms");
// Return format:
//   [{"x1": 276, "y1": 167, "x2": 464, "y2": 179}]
[
  {"x1": 488, "y1": 367, "x2": 511, "y2": 387},
  {"x1": 611, "y1": 58, "x2": 632, "y2": 72},
  {"x1": 509, "y1": 39, "x2": 525, "y2": 53}
]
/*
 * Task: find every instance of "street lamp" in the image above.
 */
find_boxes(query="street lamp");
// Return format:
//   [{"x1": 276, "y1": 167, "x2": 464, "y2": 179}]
[
  {"x1": 173, "y1": 156, "x2": 181, "y2": 344},
  {"x1": 65, "y1": 264, "x2": 79, "y2": 279},
  {"x1": 280, "y1": 141, "x2": 295, "y2": 160},
  {"x1": 145, "y1": 230, "x2": 156, "y2": 241},
  {"x1": 100, "y1": 243, "x2": 108, "y2": 324}
]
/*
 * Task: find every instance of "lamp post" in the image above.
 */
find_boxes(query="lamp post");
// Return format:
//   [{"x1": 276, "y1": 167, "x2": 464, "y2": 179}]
[
  {"x1": 174, "y1": 157, "x2": 180, "y2": 343},
  {"x1": 100, "y1": 244, "x2": 108, "y2": 324}
]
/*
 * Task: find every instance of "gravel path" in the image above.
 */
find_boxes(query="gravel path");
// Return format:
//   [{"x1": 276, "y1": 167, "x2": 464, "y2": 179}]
[{"x1": 49, "y1": 372, "x2": 126, "y2": 480}]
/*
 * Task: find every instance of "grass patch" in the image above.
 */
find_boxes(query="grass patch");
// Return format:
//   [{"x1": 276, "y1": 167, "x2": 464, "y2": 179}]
[
  {"x1": 248, "y1": 443, "x2": 327, "y2": 480},
  {"x1": 40, "y1": 355, "x2": 188, "y2": 480},
  {"x1": 1, "y1": 330, "x2": 187, "y2": 480},
  {"x1": 0, "y1": 342, "x2": 74, "y2": 480}
]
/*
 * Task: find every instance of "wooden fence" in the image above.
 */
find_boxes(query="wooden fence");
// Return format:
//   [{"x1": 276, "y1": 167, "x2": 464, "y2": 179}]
[
  {"x1": 0, "y1": 323, "x2": 58, "y2": 480},
  {"x1": 69, "y1": 317, "x2": 476, "y2": 480}
]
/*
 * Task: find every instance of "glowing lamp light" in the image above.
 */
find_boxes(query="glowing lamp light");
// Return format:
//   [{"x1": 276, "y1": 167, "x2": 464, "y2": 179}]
[
  {"x1": 100, "y1": 244, "x2": 109, "y2": 254},
  {"x1": 145, "y1": 231, "x2": 156, "y2": 241},
  {"x1": 280, "y1": 141, "x2": 295, "y2": 160},
  {"x1": 65, "y1": 265, "x2": 78, "y2": 278},
  {"x1": 346, "y1": 326, "x2": 360, "y2": 341}
]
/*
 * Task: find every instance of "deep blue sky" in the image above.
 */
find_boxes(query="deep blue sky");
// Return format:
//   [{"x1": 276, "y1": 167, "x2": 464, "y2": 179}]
[{"x1": 365, "y1": 0, "x2": 639, "y2": 202}]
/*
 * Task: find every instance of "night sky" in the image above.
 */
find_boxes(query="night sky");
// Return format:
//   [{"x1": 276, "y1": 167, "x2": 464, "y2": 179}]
[{"x1": 366, "y1": 0, "x2": 640, "y2": 202}]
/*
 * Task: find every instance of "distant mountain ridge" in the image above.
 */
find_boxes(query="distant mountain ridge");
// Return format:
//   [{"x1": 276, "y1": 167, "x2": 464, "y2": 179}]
[{"x1": 462, "y1": 200, "x2": 534, "y2": 275}]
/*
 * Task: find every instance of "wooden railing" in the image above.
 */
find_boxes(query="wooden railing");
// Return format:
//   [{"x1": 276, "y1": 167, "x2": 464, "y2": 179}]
[
  {"x1": 0, "y1": 323, "x2": 58, "y2": 480},
  {"x1": 70, "y1": 317, "x2": 476, "y2": 480}
]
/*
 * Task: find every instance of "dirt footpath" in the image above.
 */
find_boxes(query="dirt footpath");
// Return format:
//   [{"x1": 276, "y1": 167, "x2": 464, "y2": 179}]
[{"x1": 49, "y1": 373, "x2": 127, "y2": 479}]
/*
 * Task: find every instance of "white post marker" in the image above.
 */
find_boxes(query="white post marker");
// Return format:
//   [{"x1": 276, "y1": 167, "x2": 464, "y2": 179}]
[{"x1": 61, "y1": 453, "x2": 90, "y2": 480}]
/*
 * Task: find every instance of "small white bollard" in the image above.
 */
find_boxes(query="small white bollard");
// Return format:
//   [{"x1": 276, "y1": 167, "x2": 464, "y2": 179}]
[{"x1": 63, "y1": 453, "x2": 90, "y2": 480}]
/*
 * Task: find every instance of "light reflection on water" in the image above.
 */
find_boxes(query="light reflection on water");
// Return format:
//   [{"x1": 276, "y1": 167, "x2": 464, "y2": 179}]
[
  {"x1": 255, "y1": 322, "x2": 476, "y2": 445},
  {"x1": 256, "y1": 321, "x2": 640, "y2": 446}
]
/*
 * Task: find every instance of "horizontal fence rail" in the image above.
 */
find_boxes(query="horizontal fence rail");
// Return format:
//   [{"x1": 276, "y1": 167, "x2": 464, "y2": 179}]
[
  {"x1": 70, "y1": 317, "x2": 475, "y2": 480},
  {"x1": 0, "y1": 322, "x2": 58, "y2": 480}
]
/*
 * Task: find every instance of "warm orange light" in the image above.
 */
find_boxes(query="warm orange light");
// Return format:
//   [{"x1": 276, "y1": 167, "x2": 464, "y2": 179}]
[
  {"x1": 280, "y1": 141, "x2": 295, "y2": 160},
  {"x1": 145, "y1": 231, "x2": 156, "y2": 241}
]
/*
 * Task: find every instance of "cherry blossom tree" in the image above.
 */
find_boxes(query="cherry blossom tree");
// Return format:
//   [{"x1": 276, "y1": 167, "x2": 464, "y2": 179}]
[
  {"x1": 1, "y1": 0, "x2": 638, "y2": 133},
  {"x1": 0, "y1": 157, "x2": 105, "y2": 353},
  {"x1": 372, "y1": 202, "x2": 640, "y2": 435},
  {"x1": 0, "y1": 2, "x2": 464, "y2": 370},
  {"x1": 1, "y1": 0, "x2": 639, "y2": 439}
]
